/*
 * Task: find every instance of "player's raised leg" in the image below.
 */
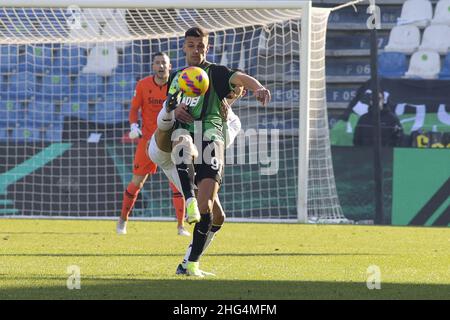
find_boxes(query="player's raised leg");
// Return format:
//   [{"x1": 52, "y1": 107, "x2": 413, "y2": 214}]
[
  {"x1": 156, "y1": 100, "x2": 200, "y2": 225},
  {"x1": 171, "y1": 131, "x2": 200, "y2": 224}
]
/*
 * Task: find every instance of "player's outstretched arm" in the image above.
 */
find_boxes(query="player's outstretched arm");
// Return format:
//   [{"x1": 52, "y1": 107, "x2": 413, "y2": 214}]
[{"x1": 230, "y1": 72, "x2": 271, "y2": 106}]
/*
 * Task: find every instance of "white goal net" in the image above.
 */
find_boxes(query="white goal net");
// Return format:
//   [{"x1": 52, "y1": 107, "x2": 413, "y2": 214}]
[{"x1": 0, "y1": 1, "x2": 348, "y2": 223}]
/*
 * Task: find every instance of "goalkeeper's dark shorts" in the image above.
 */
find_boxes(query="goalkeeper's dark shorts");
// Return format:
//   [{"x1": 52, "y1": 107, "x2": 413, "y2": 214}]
[{"x1": 194, "y1": 139, "x2": 225, "y2": 186}]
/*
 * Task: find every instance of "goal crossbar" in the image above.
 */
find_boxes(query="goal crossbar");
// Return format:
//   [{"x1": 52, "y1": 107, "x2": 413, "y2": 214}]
[{"x1": 1, "y1": 0, "x2": 311, "y2": 10}]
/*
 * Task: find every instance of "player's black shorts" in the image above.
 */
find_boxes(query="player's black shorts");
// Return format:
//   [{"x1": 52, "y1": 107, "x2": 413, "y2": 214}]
[{"x1": 193, "y1": 139, "x2": 225, "y2": 185}]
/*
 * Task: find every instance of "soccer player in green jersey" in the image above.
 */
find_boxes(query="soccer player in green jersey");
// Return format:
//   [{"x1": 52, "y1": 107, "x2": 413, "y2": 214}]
[{"x1": 164, "y1": 27, "x2": 271, "y2": 277}]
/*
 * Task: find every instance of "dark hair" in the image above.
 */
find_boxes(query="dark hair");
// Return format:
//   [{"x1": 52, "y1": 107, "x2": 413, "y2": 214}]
[
  {"x1": 184, "y1": 27, "x2": 209, "y2": 38},
  {"x1": 152, "y1": 52, "x2": 169, "y2": 62}
]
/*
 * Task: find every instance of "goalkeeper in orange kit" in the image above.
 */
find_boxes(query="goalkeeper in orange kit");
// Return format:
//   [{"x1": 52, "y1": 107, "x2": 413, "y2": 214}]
[{"x1": 117, "y1": 52, "x2": 189, "y2": 237}]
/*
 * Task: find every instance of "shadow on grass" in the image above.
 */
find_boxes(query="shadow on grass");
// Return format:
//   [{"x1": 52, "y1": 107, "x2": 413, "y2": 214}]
[
  {"x1": 0, "y1": 278, "x2": 448, "y2": 300},
  {"x1": 0, "y1": 232, "x2": 107, "y2": 235},
  {"x1": 0, "y1": 252, "x2": 390, "y2": 258}
]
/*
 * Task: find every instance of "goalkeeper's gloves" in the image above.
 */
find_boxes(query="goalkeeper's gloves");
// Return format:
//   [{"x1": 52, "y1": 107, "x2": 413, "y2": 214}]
[
  {"x1": 129, "y1": 123, "x2": 142, "y2": 139},
  {"x1": 165, "y1": 90, "x2": 182, "y2": 112}
]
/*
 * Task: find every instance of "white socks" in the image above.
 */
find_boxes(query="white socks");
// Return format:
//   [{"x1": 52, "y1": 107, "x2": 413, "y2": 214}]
[{"x1": 157, "y1": 106, "x2": 175, "y2": 131}]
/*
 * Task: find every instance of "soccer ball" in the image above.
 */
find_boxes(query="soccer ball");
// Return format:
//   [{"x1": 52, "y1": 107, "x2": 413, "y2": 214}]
[{"x1": 178, "y1": 66, "x2": 209, "y2": 97}]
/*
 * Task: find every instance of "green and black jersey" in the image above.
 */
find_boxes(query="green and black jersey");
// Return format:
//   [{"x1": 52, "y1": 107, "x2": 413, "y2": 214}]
[{"x1": 167, "y1": 62, "x2": 236, "y2": 142}]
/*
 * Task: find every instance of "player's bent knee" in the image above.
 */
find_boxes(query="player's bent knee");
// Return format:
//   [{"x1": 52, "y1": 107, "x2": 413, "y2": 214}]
[
  {"x1": 199, "y1": 199, "x2": 214, "y2": 214},
  {"x1": 213, "y1": 212, "x2": 225, "y2": 225},
  {"x1": 198, "y1": 213, "x2": 212, "y2": 234},
  {"x1": 148, "y1": 135, "x2": 172, "y2": 170},
  {"x1": 213, "y1": 199, "x2": 225, "y2": 224}
]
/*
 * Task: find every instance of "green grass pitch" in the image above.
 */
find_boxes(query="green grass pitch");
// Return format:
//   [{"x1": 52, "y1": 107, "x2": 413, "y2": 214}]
[{"x1": 0, "y1": 219, "x2": 448, "y2": 300}]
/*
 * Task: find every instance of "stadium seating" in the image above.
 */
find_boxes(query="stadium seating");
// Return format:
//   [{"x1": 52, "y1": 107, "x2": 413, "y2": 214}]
[
  {"x1": 326, "y1": 33, "x2": 389, "y2": 51},
  {"x1": 107, "y1": 73, "x2": 136, "y2": 102},
  {"x1": 327, "y1": 4, "x2": 401, "y2": 25},
  {"x1": 0, "y1": 101, "x2": 21, "y2": 127},
  {"x1": 108, "y1": 73, "x2": 136, "y2": 92},
  {"x1": 258, "y1": 114, "x2": 299, "y2": 131},
  {"x1": 397, "y1": 0, "x2": 433, "y2": 28},
  {"x1": 418, "y1": 25, "x2": 450, "y2": 54},
  {"x1": 0, "y1": 45, "x2": 18, "y2": 73},
  {"x1": 82, "y1": 8, "x2": 117, "y2": 24},
  {"x1": 7, "y1": 72, "x2": 36, "y2": 100},
  {"x1": 43, "y1": 122, "x2": 63, "y2": 142},
  {"x1": 431, "y1": 0, "x2": 450, "y2": 25},
  {"x1": 116, "y1": 43, "x2": 143, "y2": 75},
  {"x1": 26, "y1": 45, "x2": 54, "y2": 74},
  {"x1": 11, "y1": 126, "x2": 41, "y2": 142},
  {"x1": 10, "y1": 8, "x2": 43, "y2": 19},
  {"x1": 91, "y1": 102, "x2": 128, "y2": 124},
  {"x1": 26, "y1": 101, "x2": 56, "y2": 125},
  {"x1": 61, "y1": 102, "x2": 91, "y2": 120},
  {"x1": 0, "y1": 74, "x2": 7, "y2": 92},
  {"x1": 72, "y1": 73, "x2": 106, "y2": 101},
  {"x1": 0, "y1": 127, "x2": 8, "y2": 141},
  {"x1": 68, "y1": 15, "x2": 100, "y2": 50},
  {"x1": 168, "y1": 54, "x2": 185, "y2": 71},
  {"x1": 378, "y1": 52, "x2": 408, "y2": 78},
  {"x1": 82, "y1": 44, "x2": 118, "y2": 76},
  {"x1": 55, "y1": 45, "x2": 88, "y2": 75},
  {"x1": 38, "y1": 10, "x2": 69, "y2": 38},
  {"x1": 438, "y1": 53, "x2": 450, "y2": 79},
  {"x1": 384, "y1": 25, "x2": 421, "y2": 54},
  {"x1": 285, "y1": 61, "x2": 300, "y2": 76},
  {"x1": 405, "y1": 50, "x2": 441, "y2": 79},
  {"x1": 268, "y1": 87, "x2": 300, "y2": 103},
  {"x1": 40, "y1": 74, "x2": 71, "y2": 99},
  {"x1": 102, "y1": 9, "x2": 131, "y2": 50}
]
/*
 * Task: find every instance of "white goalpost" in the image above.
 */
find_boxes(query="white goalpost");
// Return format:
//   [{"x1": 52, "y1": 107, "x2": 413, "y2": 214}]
[{"x1": 0, "y1": 0, "x2": 351, "y2": 223}]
